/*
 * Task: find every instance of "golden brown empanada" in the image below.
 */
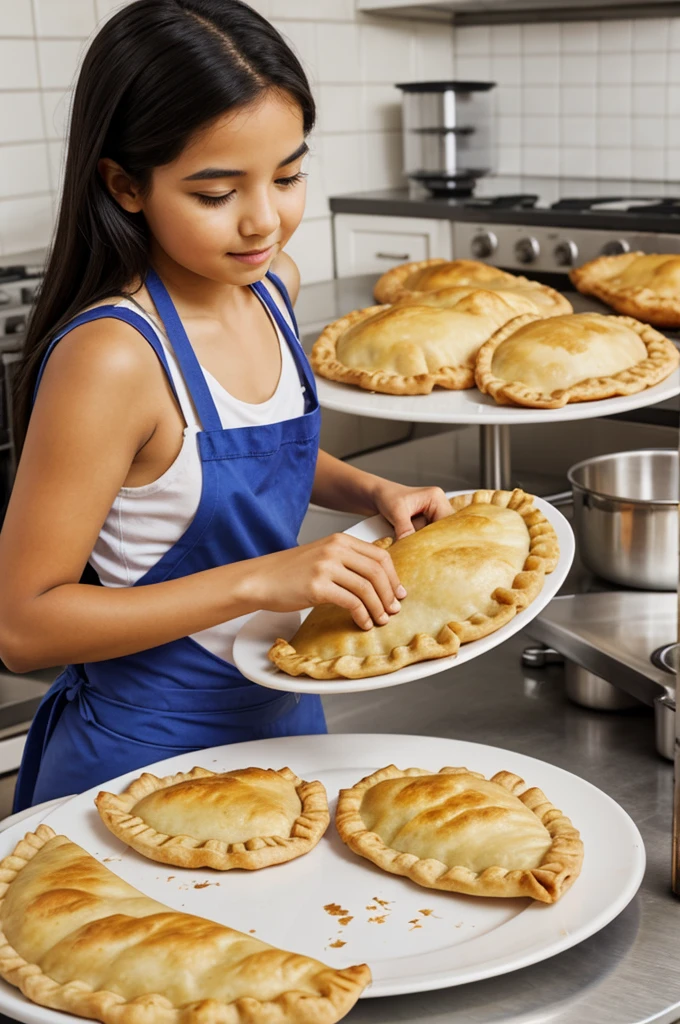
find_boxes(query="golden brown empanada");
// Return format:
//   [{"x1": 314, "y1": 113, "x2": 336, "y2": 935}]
[
  {"x1": 95, "y1": 766, "x2": 330, "y2": 870},
  {"x1": 374, "y1": 257, "x2": 573, "y2": 316},
  {"x1": 475, "y1": 311, "x2": 679, "y2": 409},
  {"x1": 570, "y1": 251, "x2": 680, "y2": 327},
  {"x1": 0, "y1": 825, "x2": 370, "y2": 1024},
  {"x1": 269, "y1": 489, "x2": 559, "y2": 680},
  {"x1": 311, "y1": 289, "x2": 539, "y2": 396},
  {"x1": 336, "y1": 765, "x2": 583, "y2": 903}
]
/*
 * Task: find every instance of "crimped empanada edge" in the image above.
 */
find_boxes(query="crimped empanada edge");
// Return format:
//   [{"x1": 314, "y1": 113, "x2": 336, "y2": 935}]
[
  {"x1": 335, "y1": 765, "x2": 584, "y2": 903},
  {"x1": 95, "y1": 765, "x2": 330, "y2": 870}
]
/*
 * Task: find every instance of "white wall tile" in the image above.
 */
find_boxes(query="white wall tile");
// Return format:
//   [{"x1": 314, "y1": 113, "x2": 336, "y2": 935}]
[
  {"x1": 0, "y1": 142, "x2": 49, "y2": 196},
  {"x1": 33, "y1": 0, "x2": 96, "y2": 38},
  {"x1": 521, "y1": 146, "x2": 559, "y2": 176},
  {"x1": 598, "y1": 85, "x2": 632, "y2": 116},
  {"x1": 522, "y1": 23, "x2": 560, "y2": 55},
  {"x1": 362, "y1": 84, "x2": 402, "y2": 133},
  {"x1": 274, "y1": 20, "x2": 318, "y2": 82},
  {"x1": 522, "y1": 85, "x2": 558, "y2": 116},
  {"x1": 497, "y1": 86, "x2": 522, "y2": 116},
  {"x1": 632, "y1": 18, "x2": 669, "y2": 52},
  {"x1": 667, "y1": 117, "x2": 680, "y2": 149},
  {"x1": 47, "y1": 138, "x2": 65, "y2": 192},
  {"x1": 318, "y1": 133, "x2": 365, "y2": 196},
  {"x1": 284, "y1": 216, "x2": 333, "y2": 284},
  {"x1": 364, "y1": 132, "x2": 403, "y2": 190},
  {"x1": 0, "y1": 39, "x2": 39, "y2": 88},
  {"x1": 498, "y1": 116, "x2": 521, "y2": 147},
  {"x1": 270, "y1": 0, "x2": 353, "y2": 20},
  {"x1": 95, "y1": 0, "x2": 127, "y2": 20},
  {"x1": 632, "y1": 84, "x2": 666, "y2": 117},
  {"x1": 522, "y1": 55, "x2": 559, "y2": 85},
  {"x1": 455, "y1": 55, "x2": 491, "y2": 80},
  {"x1": 561, "y1": 22, "x2": 598, "y2": 53},
  {"x1": 633, "y1": 52, "x2": 668, "y2": 85},
  {"x1": 360, "y1": 22, "x2": 413, "y2": 85},
  {"x1": 632, "y1": 116, "x2": 665, "y2": 149},
  {"x1": 632, "y1": 148, "x2": 666, "y2": 179},
  {"x1": 600, "y1": 20, "x2": 632, "y2": 53},
  {"x1": 41, "y1": 89, "x2": 71, "y2": 139},
  {"x1": 561, "y1": 147, "x2": 597, "y2": 177},
  {"x1": 316, "y1": 85, "x2": 363, "y2": 134},
  {"x1": 522, "y1": 116, "x2": 559, "y2": 147},
  {"x1": 497, "y1": 146, "x2": 521, "y2": 174},
  {"x1": 455, "y1": 25, "x2": 490, "y2": 56},
  {"x1": 413, "y1": 23, "x2": 454, "y2": 80},
  {"x1": 0, "y1": 0, "x2": 34, "y2": 36},
  {"x1": 670, "y1": 20, "x2": 680, "y2": 51},
  {"x1": 0, "y1": 92, "x2": 43, "y2": 143},
  {"x1": 490, "y1": 23, "x2": 521, "y2": 56},
  {"x1": 492, "y1": 56, "x2": 521, "y2": 87},
  {"x1": 562, "y1": 116, "x2": 596, "y2": 148},
  {"x1": 562, "y1": 86, "x2": 596, "y2": 116},
  {"x1": 38, "y1": 39, "x2": 85, "y2": 89},
  {"x1": 315, "y1": 22, "x2": 358, "y2": 85},
  {"x1": 597, "y1": 116, "x2": 632, "y2": 148},
  {"x1": 598, "y1": 52, "x2": 632, "y2": 85},
  {"x1": 666, "y1": 148, "x2": 680, "y2": 180},
  {"x1": 597, "y1": 147, "x2": 632, "y2": 178},
  {"x1": 0, "y1": 193, "x2": 52, "y2": 253},
  {"x1": 302, "y1": 150, "x2": 328, "y2": 220},
  {"x1": 562, "y1": 54, "x2": 597, "y2": 86}
]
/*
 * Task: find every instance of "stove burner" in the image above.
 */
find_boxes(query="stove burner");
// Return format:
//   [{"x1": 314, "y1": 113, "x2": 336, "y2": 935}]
[
  {"x1": 464, "y1": 194, "x2": 539, "y2": 210},
  {"x1": 551, "y1": 196, "x2": 680, "y2": 215},
  {"x1": 626, "y1": 200, "x2": 680, "y2": 216},
  {"x1": 551, "y1": 196, "x2": 626, "y2": 210}
]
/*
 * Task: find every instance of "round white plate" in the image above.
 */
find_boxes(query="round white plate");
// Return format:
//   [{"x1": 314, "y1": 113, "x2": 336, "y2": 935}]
[
  {"x1": 316, "y1": 370, "x2": 680, "y2": 425},
  {"x1": 11, "y1": 733, "x2": 643, "y2": 1010},
  {"x1": 232, "y1": 492, "x2": 574, "y2": 694}
]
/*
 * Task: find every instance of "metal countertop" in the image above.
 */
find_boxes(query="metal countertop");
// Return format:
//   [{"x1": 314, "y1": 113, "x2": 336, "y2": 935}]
[{"x1": 322, "y1": 629, "x2": 679, "y2": 1024}]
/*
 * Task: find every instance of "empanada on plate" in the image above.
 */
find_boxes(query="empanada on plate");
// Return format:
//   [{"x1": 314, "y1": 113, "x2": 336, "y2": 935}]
[
  {"x1": 374, "y1": 257, "x2": 572, "y2": 316},
  {"x1": 268, "y1": 489, "x2": 559, "y2": 680},
  {"x1": 311, "y1": 289, "x2": 538, "y2": 396},
  {"x1": 570, "y1": 251, "x2": 680, "y2": 327},
  {"x1": 0, "y1": 825, "x2": 370, "y2": 1024},
  {"x1": 95, "y1": 766, "x2": 330, "y2": 870},
  {"x1": 475, "y1": 311, "x2": 679, "y2": 409},
  {"x1": 336, "y1": 765, "x2": 583, "y2": 903}
]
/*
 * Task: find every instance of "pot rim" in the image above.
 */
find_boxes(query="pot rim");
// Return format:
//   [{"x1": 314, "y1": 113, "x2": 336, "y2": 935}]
[{"x1": 567, "y1": 448, "x2": 679, "y2": 508}]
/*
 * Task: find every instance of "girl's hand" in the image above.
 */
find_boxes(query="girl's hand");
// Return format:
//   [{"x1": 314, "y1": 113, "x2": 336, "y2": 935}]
[
  {"x1": 372, "y1": 481, "x2": 453, "y2": 540},
  {"x1": 250, "y1": 534, "x2": 407, "y2": 631}
]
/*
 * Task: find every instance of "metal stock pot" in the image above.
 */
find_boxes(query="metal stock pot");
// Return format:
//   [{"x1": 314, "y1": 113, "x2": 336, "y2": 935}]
[{"x1": 567, "y1": 449, "x2": 678, "y2": 590}]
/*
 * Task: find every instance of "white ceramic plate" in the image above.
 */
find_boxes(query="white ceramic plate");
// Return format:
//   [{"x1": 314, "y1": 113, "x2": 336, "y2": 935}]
[
  {"x1": 0, "y1": 732, "x2": 639, "y2": 1016},
  {"x1": 316, "y1": 370, "x2": 680, "y2": 425},
  {"x1": 232, "y1": 492, "x2": 574, "y2": 695}
]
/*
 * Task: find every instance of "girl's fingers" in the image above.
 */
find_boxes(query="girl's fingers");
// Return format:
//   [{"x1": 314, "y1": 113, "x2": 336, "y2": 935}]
[
  {"x1": 340, "y1": 549, "x2": 402, "y2": 617},
  {"x1": 330, "y1": 566, "x2": 399, "y2": 630},
  {"x1": 323, "y1": 581, "x2": 374, "y2": 631},
  {"x1": 347, "y1": 536, "x2": 405, "y2": 598}
]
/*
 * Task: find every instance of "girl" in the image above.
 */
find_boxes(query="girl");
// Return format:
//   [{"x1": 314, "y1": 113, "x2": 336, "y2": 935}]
[{"x1": 0, "y1": 0, "x2": 452, "y2": 812}]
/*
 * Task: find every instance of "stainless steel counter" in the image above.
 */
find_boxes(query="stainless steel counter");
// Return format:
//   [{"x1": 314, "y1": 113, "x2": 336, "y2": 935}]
[{"x1": 323, "y1": 629, "x2": 680, "y2": 1024}]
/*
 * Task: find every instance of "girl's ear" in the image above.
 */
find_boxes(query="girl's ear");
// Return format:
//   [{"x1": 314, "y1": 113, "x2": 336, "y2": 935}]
[{"x1": 97, "y1": 157, "x2": 144, "y2": 213}]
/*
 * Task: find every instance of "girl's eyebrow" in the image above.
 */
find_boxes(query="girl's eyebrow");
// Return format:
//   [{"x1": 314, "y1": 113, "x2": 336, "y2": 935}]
[{"x1": 182, "y1": 141, "x2": 309, "y2": 181}]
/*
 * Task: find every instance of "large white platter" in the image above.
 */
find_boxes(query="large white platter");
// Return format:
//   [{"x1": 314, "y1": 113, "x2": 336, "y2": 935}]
[
  {"x1": 316, "y1": 370, "x2": 680, "y2": 425},
  {"x1": 232, "y1": 491, "x2": 574, "y2": 694},
  {"x1": 0, "y1": 732, "x2": 639, "y2": 1015}
]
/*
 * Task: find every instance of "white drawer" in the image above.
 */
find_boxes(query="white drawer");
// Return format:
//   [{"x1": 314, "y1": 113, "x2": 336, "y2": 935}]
[{"x1": 334, "y1": 213, "x2": 452, "y2": 279}]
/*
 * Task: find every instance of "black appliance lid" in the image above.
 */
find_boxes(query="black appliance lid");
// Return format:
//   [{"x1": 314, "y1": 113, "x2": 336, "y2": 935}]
[{"x1": 396, "y1": 80, "x2": 496, "y2": 93}]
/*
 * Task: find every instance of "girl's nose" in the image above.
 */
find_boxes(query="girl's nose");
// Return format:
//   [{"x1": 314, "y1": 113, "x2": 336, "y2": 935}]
[{"x1": 238, "y1": 188, "x2": 280, "y2": 240}]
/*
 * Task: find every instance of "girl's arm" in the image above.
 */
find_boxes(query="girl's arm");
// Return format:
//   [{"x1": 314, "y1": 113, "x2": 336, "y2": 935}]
[{"x1": 0, "y1": 320, "x2": 403, "y2": 673}]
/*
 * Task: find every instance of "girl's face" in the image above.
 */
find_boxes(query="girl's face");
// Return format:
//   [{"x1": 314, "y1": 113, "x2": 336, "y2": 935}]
[{"x1": 107, "y1": 90, "x2": 308, "y2": 285}]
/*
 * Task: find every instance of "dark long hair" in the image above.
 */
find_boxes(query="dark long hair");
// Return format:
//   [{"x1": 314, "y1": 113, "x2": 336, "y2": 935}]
[{"x1": 13, "y1": 0, "x2": 315, "y2": 449}]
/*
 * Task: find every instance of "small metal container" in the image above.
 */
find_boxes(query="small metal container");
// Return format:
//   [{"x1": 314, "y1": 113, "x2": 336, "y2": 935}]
[
  {"x1": 564, "y1": 662, "x2": 641, "y2": 711},
  {"x1": 567, "y1": 449, "x2": 678, "y2": 590}
]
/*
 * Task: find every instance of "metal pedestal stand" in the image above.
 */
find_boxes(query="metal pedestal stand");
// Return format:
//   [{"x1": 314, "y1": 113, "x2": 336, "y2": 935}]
[{"x1": 479, "y1": 423, "x2": 512, "y2": 490}]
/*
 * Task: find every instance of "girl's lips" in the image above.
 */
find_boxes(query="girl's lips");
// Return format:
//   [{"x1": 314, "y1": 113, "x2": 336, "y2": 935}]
[{"x1": 227, "y1": 245, "x2": 275, "y2": 266}]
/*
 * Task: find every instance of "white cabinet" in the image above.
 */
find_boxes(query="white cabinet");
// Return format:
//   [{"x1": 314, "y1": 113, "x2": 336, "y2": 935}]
[{"x1": 333, "y1": 213, "x2": 452, "y2": 279}]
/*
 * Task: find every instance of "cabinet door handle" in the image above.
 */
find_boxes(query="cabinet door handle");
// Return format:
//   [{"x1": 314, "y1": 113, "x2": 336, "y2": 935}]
[{"x1": 375, "y1": 251, "x2": 411, "y2": 261}]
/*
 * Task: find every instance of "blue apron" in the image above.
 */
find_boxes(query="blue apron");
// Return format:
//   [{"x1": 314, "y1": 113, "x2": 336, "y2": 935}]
[{"x1": 13, "y1": 268, "x2": 326, "y2": 812}]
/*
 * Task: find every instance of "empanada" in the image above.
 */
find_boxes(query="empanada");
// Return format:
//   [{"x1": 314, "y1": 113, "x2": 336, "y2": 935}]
[
  {"x1": 96, "y1": 766, "x2": 330, "y2": 870},
  {"x1": 475, "y1": 311, "x2": 679, "y2": 409},
  {"x1": 0, "y1": 825, "x2": 370, "y2": 1024},
  {"x1": 336, "y1": 765, "x2": 583, "y2": 903},
  {"x1": 311, "y1": 289, "x2": 539, "y2": 396},
  {"x1": 570, "y1": 251, "x2": 680, "y2": 327},
  {"x1": 269, "y1": 489, "x2": 559, "y2": 680},
  {"x1": 374, "y1": 257, "x2": 572, "y2": 316}
]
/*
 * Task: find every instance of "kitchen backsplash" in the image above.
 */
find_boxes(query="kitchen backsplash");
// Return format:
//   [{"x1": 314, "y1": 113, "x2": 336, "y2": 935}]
[
  {"x1": 0, "y1": 0, "x2": 454, "y2": 281},
  {"x1": 2, "y1": 4, "x2": 680, "y2": 282},
  {"x1": 453, "y1": 18, "x2": 680, "y2": 184}
]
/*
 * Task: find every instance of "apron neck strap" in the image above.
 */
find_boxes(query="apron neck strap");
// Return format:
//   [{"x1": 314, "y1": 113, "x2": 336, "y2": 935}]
[{"x1": 145, "y1": 268, "x2": 222, "y2": 432}]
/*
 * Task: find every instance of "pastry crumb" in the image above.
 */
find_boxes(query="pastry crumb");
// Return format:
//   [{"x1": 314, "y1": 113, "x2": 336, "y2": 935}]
[
  {"x1": 323, "y1": 903, "x2": 350, "y2": 917},
  {"x1": 368, "y1": 915, "x2": 388, "y2": 924},
  {"x1": 373, "y1": 896, "x2": 392, "y2": 907},
  {"x1": 193, "y1": 881, "x2": 214, "y2": 889},
  {"x1": 102, "y1": 857, "x2": 121, "y2": 863},
  {"x1": 249, "y1": 929, "x2": 256, "y2": 934},
  {"x1": 166, "y1": 876, "x2": 175, "y2": 881},
  {"x1": 329, "y1": 939, "x2": 346, "y2": 948},
  {"x1": 366, "y1": 904, "x2": 377, "y2": 911},
  {"x1": 338, "y1": 916, "x2": 353, "y2": 927},
  {"x1": 419, "y1": 908, "x2": 434, "y2": 916}
]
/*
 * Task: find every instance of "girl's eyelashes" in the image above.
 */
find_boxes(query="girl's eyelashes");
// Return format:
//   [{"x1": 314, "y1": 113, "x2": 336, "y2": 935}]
[
  {"x1": 194, "y1": 171, "x2": 308, "y2": 206},
  {"x1": 274, "y1": 170, "x2": 308, "y2": 188}
]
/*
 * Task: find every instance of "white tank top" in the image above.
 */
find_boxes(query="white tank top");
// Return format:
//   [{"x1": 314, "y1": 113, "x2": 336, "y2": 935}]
[{"x1": 89, "y1": 282, "x2": 306, "y2": 665}]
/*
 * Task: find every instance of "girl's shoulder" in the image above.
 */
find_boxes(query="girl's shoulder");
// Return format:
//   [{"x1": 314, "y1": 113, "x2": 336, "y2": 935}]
[{"x1": 270, "y1": 251, "x2": 300, "y2": 305}]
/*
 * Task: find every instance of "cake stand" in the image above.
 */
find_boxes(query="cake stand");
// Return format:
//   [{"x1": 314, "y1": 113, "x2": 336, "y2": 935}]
[{"x1": 316, "y1": 372, "x2": 680, "y2": 491}]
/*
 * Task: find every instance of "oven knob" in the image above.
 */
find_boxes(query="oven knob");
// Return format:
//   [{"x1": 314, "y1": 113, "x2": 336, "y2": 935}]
[
  {"x1": 470, "y1": 231, "x2": 498, "y2": 259},
  {"x1": 553, "y1": 240, "x2": 578, "y2": 267},
  {"x1": 600, "y1": 239, "x2": 631, "y2": 257},
  {"x1": 514, "y1": 236, "x2": 540, "y2": 264}
]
